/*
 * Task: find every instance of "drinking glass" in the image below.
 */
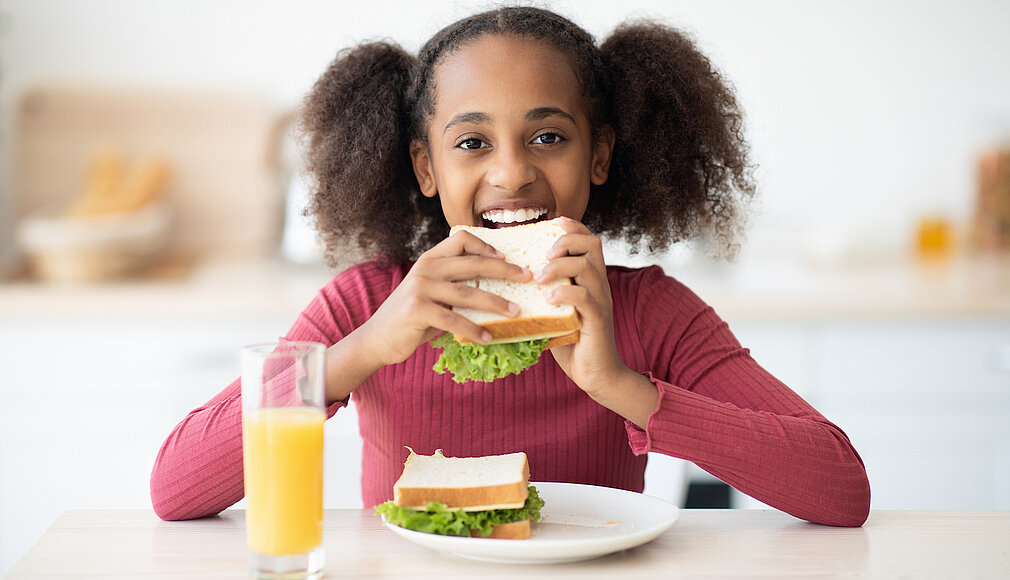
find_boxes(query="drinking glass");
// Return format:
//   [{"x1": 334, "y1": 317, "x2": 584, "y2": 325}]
[{"x1": 241, "y1": 341, "x2": 326, "y2": 580}]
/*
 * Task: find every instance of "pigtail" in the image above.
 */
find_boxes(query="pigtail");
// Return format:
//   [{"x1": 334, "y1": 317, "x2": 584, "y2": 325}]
[
  {"x1": 300, "y1": 41, "x2": 443, "y2": 266},
  {"x1": 595, "y1": 23, "x2": 755, "y2": 256}
]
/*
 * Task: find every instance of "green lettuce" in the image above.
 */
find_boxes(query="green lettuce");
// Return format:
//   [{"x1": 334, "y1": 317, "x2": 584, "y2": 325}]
[
  {"x1": 431, "y1": 333, "x2": 549, "y2": 383},
  {"x1": 374, "y1": 485, "x2": 545, "y2": 537}
]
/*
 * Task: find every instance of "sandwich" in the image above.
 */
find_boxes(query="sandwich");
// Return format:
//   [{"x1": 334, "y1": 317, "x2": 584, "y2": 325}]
[
  {"x1": 374, "y1": 449, "x2": 544, "y2": 539},
  {"x1": 432, "y1": 218, "x2": 580, "y2": 383}
]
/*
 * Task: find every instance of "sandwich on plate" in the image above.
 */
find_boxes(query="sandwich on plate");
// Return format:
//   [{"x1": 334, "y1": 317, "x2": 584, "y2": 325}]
[
  {"x1": 432, "y1": 218, "x2": 580, "y2": 383},
  {"x1": 374, "y1": 449, "x2": 544, "y2": 539}
]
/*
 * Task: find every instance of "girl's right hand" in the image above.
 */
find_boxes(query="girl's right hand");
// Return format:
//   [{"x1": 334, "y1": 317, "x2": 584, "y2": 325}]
[{"x1": 357, "y1": 230, "x2": 532, "y2": 367}]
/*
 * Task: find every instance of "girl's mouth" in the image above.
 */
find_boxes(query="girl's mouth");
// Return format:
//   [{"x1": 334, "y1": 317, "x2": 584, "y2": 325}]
[{"x1": 481, "y1": 207, "x2": 549, "y2": 228}]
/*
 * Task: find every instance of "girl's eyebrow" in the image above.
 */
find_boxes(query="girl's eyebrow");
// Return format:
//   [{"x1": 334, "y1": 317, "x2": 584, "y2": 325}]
[
  {"x1": 443, "y1": 111, "x2": 492, "y2": 134},
  {"x1": 525, "y1": 106, "x2": 576, "y2": 125},
  {"x1": 442, "y1": 107, "x2": 577, "y2": 135}
]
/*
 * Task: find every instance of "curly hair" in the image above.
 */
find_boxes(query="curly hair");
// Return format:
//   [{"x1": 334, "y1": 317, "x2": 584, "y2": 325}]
[{"x1": 300, "y1": 6, "x2": 754, "y2": 266}]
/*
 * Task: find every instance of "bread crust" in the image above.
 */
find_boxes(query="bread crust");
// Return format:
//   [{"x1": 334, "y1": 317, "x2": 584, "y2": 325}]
[
  {"x1": 544, "y1": 331, "x2": 579, "y2": 349},
  {"x1": 455, "y1": 311, "x2": 580, "y2": 344},
  {"x1": 470, "y1": 518, "x2": 531, "y2": 539},
  {"x1": 394, "y1": 480, "x2": 529, "y2": 511}
]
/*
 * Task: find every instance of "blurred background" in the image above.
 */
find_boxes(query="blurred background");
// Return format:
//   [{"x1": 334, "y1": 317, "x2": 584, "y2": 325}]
[{"x1": 1, "y1": 0, "x2": 1009, "y2": 574}]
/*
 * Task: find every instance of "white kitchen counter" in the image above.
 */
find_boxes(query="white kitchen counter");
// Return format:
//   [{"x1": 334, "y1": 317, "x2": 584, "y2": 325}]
[
  {"x1": 0, "y1": 253, "x2": 333, "y2": 319},
  {"x1": 2, "y1": 251, "x2": 1008, "y2": 321}
]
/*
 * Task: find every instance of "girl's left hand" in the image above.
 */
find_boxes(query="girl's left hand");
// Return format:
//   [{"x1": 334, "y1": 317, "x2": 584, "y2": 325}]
[{"x1": 535, "y1": 217, "x2": 629, "y2": 395}]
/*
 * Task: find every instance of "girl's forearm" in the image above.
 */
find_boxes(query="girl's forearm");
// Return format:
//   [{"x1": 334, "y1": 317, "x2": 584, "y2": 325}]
[
  {"x1": 583, "y1": 368, "x2": 659, "y2": 430},
  {"x1": 324, "y1": 328, "x2": 386, "y2": 403}
]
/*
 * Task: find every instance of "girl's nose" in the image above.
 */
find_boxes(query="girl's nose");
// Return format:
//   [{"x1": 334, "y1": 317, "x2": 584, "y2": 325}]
[{"x1": 487, "y1": 143, "x2": 536, "y2": 192}]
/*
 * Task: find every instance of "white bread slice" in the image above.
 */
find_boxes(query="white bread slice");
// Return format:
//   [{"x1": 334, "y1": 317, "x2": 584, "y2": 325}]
[
  {"x1": 393, "y1": 450, "x2": 530, "y2": 511},
  {"x1": 449, "y1": 218, "x2": 580, "y2": 344}
]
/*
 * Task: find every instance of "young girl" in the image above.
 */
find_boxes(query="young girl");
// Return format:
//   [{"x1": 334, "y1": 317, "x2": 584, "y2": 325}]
[{"x1": 151, "y1": 6, "x2": 869, "y2": 527}]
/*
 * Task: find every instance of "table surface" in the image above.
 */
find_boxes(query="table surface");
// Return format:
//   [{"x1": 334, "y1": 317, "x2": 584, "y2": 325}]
[{"x1": 7, "y1": 509, "x2": 1010, "y2": 579}]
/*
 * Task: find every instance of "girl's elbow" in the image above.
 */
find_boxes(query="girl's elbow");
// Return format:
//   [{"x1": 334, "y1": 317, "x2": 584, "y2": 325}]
[
  {"x1": 150, "y1": 482, "x2": 193, "y2": 521},
  {"x1": 832, "y1": 499, "x2": 870, "y2": 528},
  {"x1": 151, "y1": 493, "x2": 182, "y2": 521},
  {"x1": 150, "y1": 472, "x2": 198, "y2": 521},
  {"x1": 151, "y1": 493, "x2": 217, "y2": 522},
  {"x1": 826, "y1": 470, "x2": 871, "y2": 528},
  {"x1": 848, "y1": 475, "x2": 872, "y2": 527}
]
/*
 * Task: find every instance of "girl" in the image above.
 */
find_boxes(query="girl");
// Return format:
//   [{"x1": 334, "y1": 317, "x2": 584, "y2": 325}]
[{"x1": 151, "y1": 6, "x2": 870, "y2": 527}]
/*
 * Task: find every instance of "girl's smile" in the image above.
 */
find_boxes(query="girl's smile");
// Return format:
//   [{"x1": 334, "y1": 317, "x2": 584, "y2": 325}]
[{"x1": 410, "y1": 34, "x2": 613, "y2": 230}]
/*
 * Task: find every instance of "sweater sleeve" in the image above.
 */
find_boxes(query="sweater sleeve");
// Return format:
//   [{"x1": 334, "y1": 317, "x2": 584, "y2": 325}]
[
  {"x1": 622, "y1": 267, "x2": 870, "y2": 527},
  {"x1": 149, "y1": 263, "x2": 394, "y2": 521}
]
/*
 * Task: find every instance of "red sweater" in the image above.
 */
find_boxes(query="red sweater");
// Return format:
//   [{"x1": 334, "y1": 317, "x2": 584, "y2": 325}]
[{"x1": 150, "y1": 261, "x2": 870, "y2": 526}]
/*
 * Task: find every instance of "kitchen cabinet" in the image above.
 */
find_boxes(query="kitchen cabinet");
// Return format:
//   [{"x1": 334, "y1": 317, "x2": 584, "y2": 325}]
[
  {"x1": 728, "y1": 320, "x2": 1010, "y2": 510},
  {"x1": 814, "y1": 321, "x2": 1010, "y2": 509}
]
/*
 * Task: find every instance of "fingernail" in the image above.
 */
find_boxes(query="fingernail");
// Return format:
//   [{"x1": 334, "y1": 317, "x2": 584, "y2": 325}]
[
  {"x1": 508, "y1": 302, "x2": 520, "y2": 315},
  {"x1": 481, "y1": 331, "x2": 493, "y2": 343}
]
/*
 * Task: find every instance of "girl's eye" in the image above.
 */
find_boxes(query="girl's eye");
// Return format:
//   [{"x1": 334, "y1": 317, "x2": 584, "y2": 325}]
[
  {"x1": 457, "y1": 138, "x2": 488, "y2": 150},
  {"x1": 532, "y1": 132, "x2": 565, "y2": 145}
]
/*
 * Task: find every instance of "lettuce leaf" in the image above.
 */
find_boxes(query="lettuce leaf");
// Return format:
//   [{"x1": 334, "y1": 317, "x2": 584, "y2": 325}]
[
  {"x1": 374, "y1": 485, "x2": 545, "y2": 537},
  {"x1": 431, "y1": 333, "x2": 549, "y2": 383}
]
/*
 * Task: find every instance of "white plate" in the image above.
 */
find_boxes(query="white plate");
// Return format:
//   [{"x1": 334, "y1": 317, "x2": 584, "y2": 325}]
[{"x1": 381, "y1": 481, "x2": 680, "y2": 564}]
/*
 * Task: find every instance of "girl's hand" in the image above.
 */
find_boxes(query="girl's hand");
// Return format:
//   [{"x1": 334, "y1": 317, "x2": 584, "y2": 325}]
[
  {"x1": 535, "y1": 217, "x2": 630, "y2": 394},
  {"x1": 356, "y1": 231, "x2": 532, "y2": 367}
]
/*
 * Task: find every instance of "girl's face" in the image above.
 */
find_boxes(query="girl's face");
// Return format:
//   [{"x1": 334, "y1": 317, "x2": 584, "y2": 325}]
[{"x1": 410, "y1": 34, "x2": 614, "y2": 229}]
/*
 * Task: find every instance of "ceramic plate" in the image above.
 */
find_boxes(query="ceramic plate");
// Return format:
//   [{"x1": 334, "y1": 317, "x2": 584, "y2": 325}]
[{"x1": 381, "y1": 481, "x2": 680, "y2": 564}]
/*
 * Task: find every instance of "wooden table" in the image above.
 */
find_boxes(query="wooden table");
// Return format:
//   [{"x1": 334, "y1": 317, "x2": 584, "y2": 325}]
[{"x1": 7, "y1": 509, "x2": 1009, "y2": 578}]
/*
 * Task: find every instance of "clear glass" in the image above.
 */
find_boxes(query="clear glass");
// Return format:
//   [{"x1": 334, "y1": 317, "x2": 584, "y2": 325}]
[{"x1": 241, "y1": 341, "x2": 326, "y2": 580}]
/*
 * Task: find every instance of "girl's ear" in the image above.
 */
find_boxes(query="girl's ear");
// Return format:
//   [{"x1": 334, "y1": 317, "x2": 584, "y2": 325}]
[
  {"x1": 410, "y1": 139, "x2": 438, "y2": 198},
  {"x1": 590, "y1": 124, "x2": 616, "y2": 186}
]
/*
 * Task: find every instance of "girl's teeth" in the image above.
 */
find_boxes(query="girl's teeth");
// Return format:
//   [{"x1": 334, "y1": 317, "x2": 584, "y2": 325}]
[{"x1": 482, "y1": 207, "x2": 548, "y2": 224}]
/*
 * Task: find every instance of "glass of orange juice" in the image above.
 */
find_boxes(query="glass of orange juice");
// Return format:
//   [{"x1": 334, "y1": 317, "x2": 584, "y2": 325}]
[{"x1": 241, "y1": 342, "x2": 326, "y2": 580}]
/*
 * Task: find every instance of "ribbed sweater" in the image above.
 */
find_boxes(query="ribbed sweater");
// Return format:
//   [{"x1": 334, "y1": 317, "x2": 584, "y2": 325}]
[{"x1": 150, "y1": 261, "x2": 870, "y2": 527}]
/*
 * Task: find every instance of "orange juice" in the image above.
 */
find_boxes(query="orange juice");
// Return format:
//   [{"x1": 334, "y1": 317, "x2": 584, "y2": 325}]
[
  {"x1": 242, "y1": 407, "x2": 324, "y2": 556},
  {"x1": 916, "y1": 216, "x2": 954, "y2": 260}
]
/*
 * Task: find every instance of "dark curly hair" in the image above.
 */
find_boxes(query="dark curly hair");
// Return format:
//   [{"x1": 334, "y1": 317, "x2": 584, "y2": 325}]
[{"x1": 300, "y1": 6, "x2": 754, "y2": 266}]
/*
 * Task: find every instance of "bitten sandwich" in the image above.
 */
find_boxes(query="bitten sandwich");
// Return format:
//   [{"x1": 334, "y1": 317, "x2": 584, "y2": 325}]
[
  {"x1": 374, "y1": 449, "x2": 544, "y2": 539},
  {"x1": 431, "y1": 218, "x2": 580, "y2": 383}
]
